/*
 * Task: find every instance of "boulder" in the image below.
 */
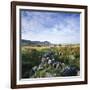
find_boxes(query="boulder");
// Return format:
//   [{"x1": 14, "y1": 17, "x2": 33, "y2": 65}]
[{"x1": 61, "y1": 66, "x2": 79, "y2": 76}]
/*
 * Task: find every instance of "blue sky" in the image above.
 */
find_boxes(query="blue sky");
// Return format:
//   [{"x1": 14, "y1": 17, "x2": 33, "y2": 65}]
[{"x1": 21, "y1": 10, "x2": 80, "y2": 44}]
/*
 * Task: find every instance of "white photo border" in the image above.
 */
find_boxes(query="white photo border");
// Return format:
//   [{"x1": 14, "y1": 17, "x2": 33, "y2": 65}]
[{"x1": 16, "y1": 5, "x2": 85, "y2": 85}]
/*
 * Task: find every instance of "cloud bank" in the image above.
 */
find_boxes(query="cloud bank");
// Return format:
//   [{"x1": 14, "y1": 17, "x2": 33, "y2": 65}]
[{"x1": 21, "y1": 10, "x2": 80, "y2": 44}]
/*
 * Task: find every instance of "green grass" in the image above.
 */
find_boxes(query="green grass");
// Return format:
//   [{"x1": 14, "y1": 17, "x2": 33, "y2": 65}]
[{"x1": 21, "y1": 45, "x2": 80, "y2": 78}]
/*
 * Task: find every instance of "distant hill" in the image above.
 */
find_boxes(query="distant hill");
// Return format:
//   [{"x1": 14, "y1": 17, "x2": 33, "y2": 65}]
[{"x1": 21, "y1": 39, "x2": 51, "y2": 46}]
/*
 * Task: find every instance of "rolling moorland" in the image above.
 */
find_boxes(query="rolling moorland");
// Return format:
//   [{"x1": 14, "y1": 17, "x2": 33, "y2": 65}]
[{"x1": 21, "y1": 39, "x2": 80, "y2": 78}]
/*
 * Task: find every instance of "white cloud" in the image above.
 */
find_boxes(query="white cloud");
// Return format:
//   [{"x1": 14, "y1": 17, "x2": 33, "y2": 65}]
[{"x1": 21, "y1": 10, "x2": 80, "y2": 44}]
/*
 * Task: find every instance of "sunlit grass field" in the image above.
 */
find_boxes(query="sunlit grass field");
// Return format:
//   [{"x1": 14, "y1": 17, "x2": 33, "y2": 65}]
[{"x1": 21, "y1": 44, "x2": 80, "y2": 78}]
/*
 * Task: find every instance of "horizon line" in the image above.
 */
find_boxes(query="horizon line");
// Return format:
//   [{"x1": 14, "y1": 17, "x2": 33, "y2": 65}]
[{"x1": 21, "y1": 39, "x2": 80, "y2": 45}]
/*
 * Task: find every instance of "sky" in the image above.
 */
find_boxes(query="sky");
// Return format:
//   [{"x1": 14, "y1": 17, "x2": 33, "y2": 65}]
[{"x1": 20, "y1": 10, "x2": 80, "y2": 44}]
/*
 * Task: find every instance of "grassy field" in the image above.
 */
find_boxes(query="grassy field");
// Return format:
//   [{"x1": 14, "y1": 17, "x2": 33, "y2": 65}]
[{"x1": 21, "y1": 45, "x2": 80, "y2": 78}]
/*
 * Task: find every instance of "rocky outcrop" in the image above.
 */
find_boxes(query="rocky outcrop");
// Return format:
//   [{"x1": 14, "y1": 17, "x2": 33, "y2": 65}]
[{"x1": 29, "y1": 51, "x2": 79, "y2": 78}]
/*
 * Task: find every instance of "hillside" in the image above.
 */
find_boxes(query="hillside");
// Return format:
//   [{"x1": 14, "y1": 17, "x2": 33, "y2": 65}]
[{"x1": 21, "y1": 39, "x2": 51, "y2": 46}]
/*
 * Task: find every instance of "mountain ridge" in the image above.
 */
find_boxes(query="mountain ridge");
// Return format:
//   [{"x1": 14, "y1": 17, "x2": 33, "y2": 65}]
[{"x1": 21, "y1": 39, "x2": 51, "y2": 46}]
